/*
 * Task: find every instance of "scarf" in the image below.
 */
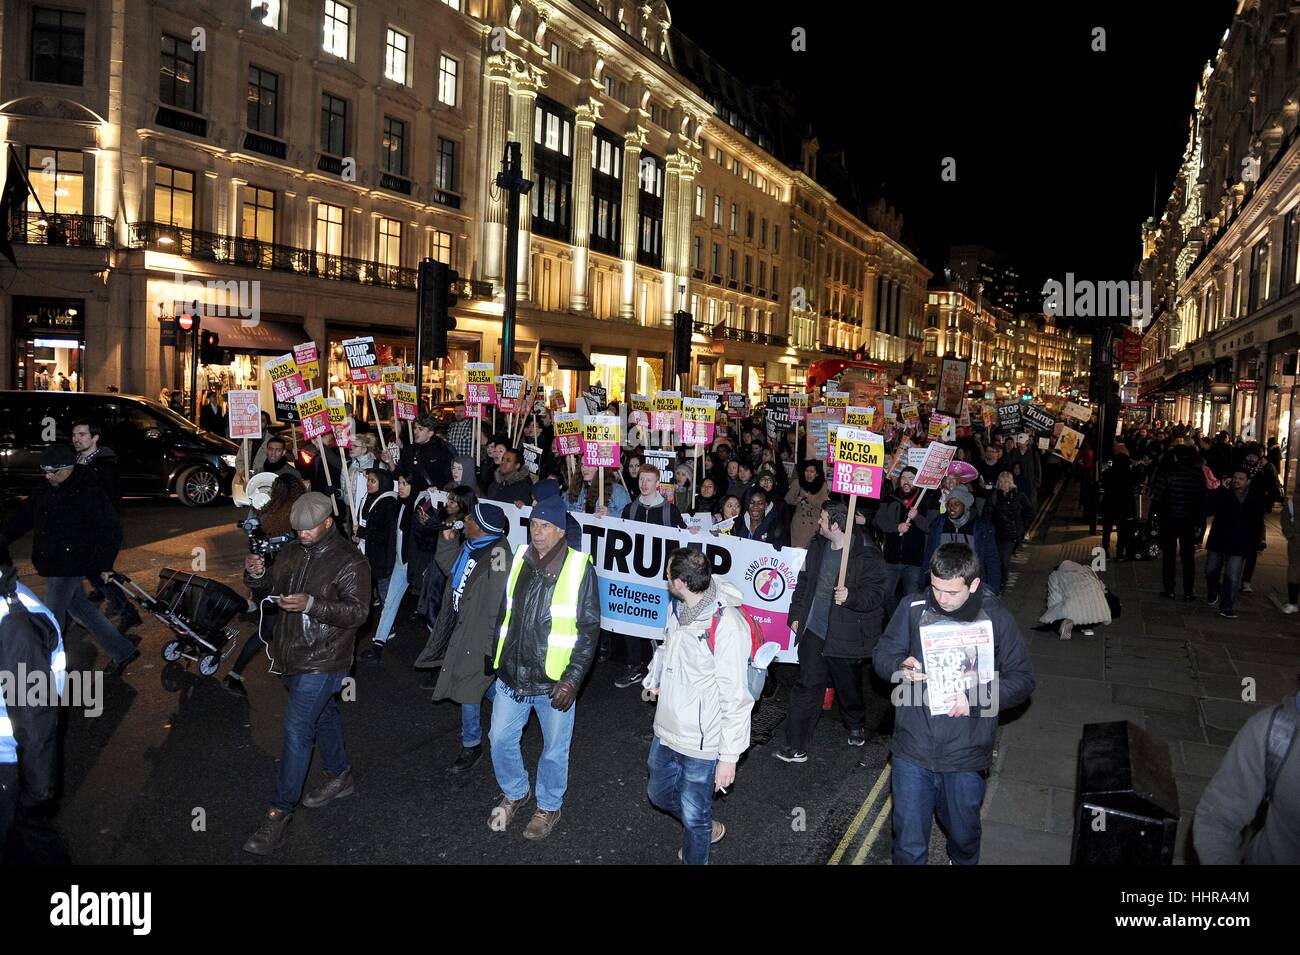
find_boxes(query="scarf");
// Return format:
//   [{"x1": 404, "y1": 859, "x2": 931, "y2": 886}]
[
  {"x1": 638, "y1": 491, "x2": 667, "y2": 509},
  {"x1": 924, "y1": 582, "x2": 986, "y2": 622},
  {"x1": 450, "y1": 533, "x2": 500, "y2": 612},
  {"x1": 797, "y1": 460, "x2": 825, "y2": 495},
  {"x1": 947, "y1": 509, "x2": 972, "y2": 532},
  {"x1": 676, "y1": 578, "x2": 718, "y2": 629}
]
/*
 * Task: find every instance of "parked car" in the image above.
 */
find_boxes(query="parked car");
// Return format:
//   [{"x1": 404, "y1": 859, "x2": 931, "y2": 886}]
[{"x1": 0, "y1": 391, "x2": 238, "y2": 506}]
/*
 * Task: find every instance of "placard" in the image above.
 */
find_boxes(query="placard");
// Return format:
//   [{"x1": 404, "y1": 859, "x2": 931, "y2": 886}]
[
  {"x1": 266, "y1": 353, "x2": 305, "y2": 402},
  {"x1": 581, "y1": 385, "x2": 608, "y2": 416},
  {"x1": 463, "y1": 401, "x2": 484, "y2": 421},
  {"x1": 845, "y1": 405, "x2": 875, "y2": 428},
  {"x1": 824, "y1": 390, "x2": 849, "y2": 410},
  {"x1": 274, "y1": 397, "x2": 300, "y2": 422},
  {"x1": 928, "y1": 411, "x2": 955, "y2": 441},
  {"x1": 830, "y1": 427, "x2": 885, "y2": 499},
  {"x1": 682, "y1": 396, "x2": 715, "y2": 446},
  {"x1": 807, "y1": 407, "x2": 840, "y2": 461},
  {"x1": 293, "y1": 341, "x2": 320, "y2": 382},
  {"x1": 582, "y1": 415, "x2": 622, "y2": 468},
  {"x1": 920, "y1": 618, "x2": 995, "y2": 717},
  {"x1": 937, "y1": 357, "x2": 968, "y2": 415},
  {"x1": 997, "y1": 403, "x2": 1022, "y2": 432},
  {"x1": 522, "y1": 442, "x2": 542, "y2": 476},
  {"x1": 908, "y1": 447, "x2": 930, "y2": 472},
  {"x1": 326, "y1": 397, "x2": 351, "y2": 449},
  {"x1": 1062, "y1": 401, "x2": 1091, "y2": 422},
  {"x1": 380, "y1": 365, "x2": 403, "y2": 401},
  {"x1": 1055, "y1": 425, "x2": 1084, "y2": 463},
  {"x1": 644, "y1": 449, "x2": 676, "y2": 490},
  {"x1": 652, "y1": 391, "x2": 683, "y2": 433},
  {"x1": 394, "y1": 382, "x2": 418, "y2": 421},
  {"x1": 788, "y1": 393, "x2": 810, "y2": 423},
  {"x1": 342, "y1": 336, "x2": 378, "y2": 384},
  {"x1": 495, "y1": 375, "x2": 526, "y2": 413},
  {"x1": 554, "y1": 412, "x2": 583, "y2": 456},
  {"x1": 295, "y1": 388, "x2": 330, "y2": 440},
  {"x1": 914, "y1": 442, "x2": 957, "y2": 490},
  {"x1": 900, "y1": 402, "x2": 920, "y2": 430},
  {"x1": 466, "y1": 362, "x2": 495, "y2": 404},
  {"x1": 227, "y1": 390, "x2": 262, "y2": 440},
  {"x1": 1023, "y1": 404, "x2": 1056, "y2": 435}
]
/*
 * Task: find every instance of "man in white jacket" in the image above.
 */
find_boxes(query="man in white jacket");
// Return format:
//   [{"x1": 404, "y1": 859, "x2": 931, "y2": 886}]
[{"x1": 647, "y1": 547, "x2": 754, "y2": 864}]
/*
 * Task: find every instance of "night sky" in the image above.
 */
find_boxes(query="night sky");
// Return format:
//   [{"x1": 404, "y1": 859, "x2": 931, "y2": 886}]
[{"x1": 670, "y1": 0, "x2": 1230, "y2": 301}]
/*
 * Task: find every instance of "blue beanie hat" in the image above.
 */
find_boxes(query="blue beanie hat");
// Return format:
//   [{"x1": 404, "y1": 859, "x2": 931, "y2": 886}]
[
  {"x1": 529, "y1": 493, "x2": 567, "y2": 530},
  {"x1": 473, "y1": 501, "x2": 507, "y2": 535}
]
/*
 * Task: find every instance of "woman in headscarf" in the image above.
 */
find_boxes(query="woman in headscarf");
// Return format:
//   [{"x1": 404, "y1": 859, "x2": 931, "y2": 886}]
[
  {"x1": 360, "y1": 468, "x2": 416, "y2": 661},
  {"x1": 785, "y1": 459, "x2": 828, "y2": 549}
]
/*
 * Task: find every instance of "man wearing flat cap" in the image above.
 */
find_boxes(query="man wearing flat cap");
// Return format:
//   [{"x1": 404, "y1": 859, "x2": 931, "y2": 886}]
[
  {"x1": 487, "y1": 493, "x2": 599, "y2": 841},
  {"x1": 241, "y1": 491, "x2": 371, "y2": 856},
  {"x1": 921, "y1": 484, "x2": 1002, "y2": 595}
]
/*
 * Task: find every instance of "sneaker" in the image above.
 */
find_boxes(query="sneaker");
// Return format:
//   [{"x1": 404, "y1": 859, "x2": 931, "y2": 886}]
[
  {"x1": 1219, "y1": 609, "x2": 1238, "y2": 619},
  {"x1": 449, "y1": 745, "x2": 482, "y2": 774},
  {"x1": 1207, "y1": 595, "x2": 1219, "y2": 607},
  {"x1": 358, "y1": 642, "x2": 385, "y2": 662},
  {"x1": 242, "y1": 807, "x2": 292, "y2": 856},
  {"x1": 522, "y1": 808, "x2": 562, "y2": 841},
  {"x1": 677, "y1": 820, "x2": 726, "y2": 861},
  {"x1": 223, "y1": 673, "x2": 248, "y2": 697},
  {"x1": 614, "y1": 664, "x2": 647, "y2": 689},
  {"x1": 1241, "y1": 582, "x2": 1254, "y2": 593},
  {"x1": 774, "y1": 746, "x2": 808, "y2": 763},
  {"x1": 301, "y1": 769, "x2": 355, "y2": 808},
  {"x1": 109, "y1": 648, "x2": 141, "y2": 678},
  {"x1": 1283, "y1": 604, "x2": 1298, "y2": 615},
  {"x1": 488, "y1": 792, "x2": 531, "y2": 832},
  {"x1": 847, "y1": 727, "x2": 866, "y2": 747}
]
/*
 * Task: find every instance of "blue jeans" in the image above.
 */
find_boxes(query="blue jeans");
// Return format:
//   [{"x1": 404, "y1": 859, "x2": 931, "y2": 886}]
[
  {"x1": 1205, "y1": 550, "x2": 1246, "y2": 613},
  {"x1": 44, "y1": 576, "x2": 136, "y2": 665},
  {"x1": 890, "y1": 755, "x2": 986, "y2": 865},
  {"x1": 461, "y1": 680, "x2": 498, "y2": 748},
  {"x1": 884, "y1": 563, "x2": 923, "y2": 617},
  {"x1": 273, "y1": 671, "x2": 350, "y2": 813},
  {"x1": 489, "y1": 683, "x2": 575, "y2": 812},
  {"x1": 647, "y1": 737, "x2": 718, "y2": 865},
  {"x1": 372, "y1": 563, "x2": 409, "y2": 645}
]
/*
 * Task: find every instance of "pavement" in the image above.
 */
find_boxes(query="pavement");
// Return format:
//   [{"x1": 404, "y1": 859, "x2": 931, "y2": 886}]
[{"x1": 972, "y1": 480, "x2": 1298, "y2": 864}]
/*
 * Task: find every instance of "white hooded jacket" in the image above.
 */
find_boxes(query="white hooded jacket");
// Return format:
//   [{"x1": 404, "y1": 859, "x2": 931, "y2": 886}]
[{"x1": 653, "y1": 579, "x2": 754, "y2": 764}]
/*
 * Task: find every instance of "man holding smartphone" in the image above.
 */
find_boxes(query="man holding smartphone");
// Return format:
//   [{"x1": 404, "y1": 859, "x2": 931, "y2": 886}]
[{"x1": 240, "y1": 492, "x2": 371, "y2": 856}]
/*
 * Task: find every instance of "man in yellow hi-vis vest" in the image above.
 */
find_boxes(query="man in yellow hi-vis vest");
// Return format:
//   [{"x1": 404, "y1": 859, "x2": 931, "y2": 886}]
[{"x1": 488, "y1": 494, "x2": 599, "y2": 841}]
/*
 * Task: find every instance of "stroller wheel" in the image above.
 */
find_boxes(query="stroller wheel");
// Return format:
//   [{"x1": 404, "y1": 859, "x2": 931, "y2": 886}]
[
  {"x1": 161, "y1": 639, "x2": 183, "y2": 662},
  {"x1": 197, "y1": 653, "x2": 220, "y2": 677}
]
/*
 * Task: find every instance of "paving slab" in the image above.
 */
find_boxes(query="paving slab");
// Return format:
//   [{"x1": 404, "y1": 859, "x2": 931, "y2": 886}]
[
  {"x1": 979, "y1": 821, "x2": 1071, "y2": 865},
  {"x1": 1177, "y1": 741, "x2": 1229, "y2": 779},
  {"x1": 1142, "y1": 710, "x2": 1207, "y2": 745},
  {"x1": 1200, "y1": 698, "x2": 1270, "y2": 732},
  {"x1": 1111, "y1": 683, "x2": 1201, "y2": 716}
]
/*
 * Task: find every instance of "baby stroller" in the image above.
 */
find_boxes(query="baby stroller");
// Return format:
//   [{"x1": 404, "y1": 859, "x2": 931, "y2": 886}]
[{"x1": 111, "y1": 569, "x2": 245, "y2": 677}]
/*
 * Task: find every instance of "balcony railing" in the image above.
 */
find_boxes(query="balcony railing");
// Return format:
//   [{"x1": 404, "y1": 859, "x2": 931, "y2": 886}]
[
  {"x1": 8, "y1": 212, "x2": 112, "y2": 248},
  {"x1": 131, "y1": 221, "x2": 419, "y2": 291}
]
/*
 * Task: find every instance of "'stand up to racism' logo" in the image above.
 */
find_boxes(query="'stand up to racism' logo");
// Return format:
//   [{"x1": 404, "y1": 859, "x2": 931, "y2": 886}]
[{"x1": 745, "y1": 555, "x2": 797, "y2": 603}]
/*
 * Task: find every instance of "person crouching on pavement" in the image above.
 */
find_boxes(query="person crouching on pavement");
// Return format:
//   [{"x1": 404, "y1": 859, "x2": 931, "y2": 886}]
[
  {"x1": 872, "y1": 542, "x2": 1036, "y2": 865},
  {"x1": 417, "y1": 502, "x2": 512, "y2": 774},
  {"x1": 647, "y1": 547, "x2": 754, "y2": 864},
  {"x1": 241, "y1": 492, "x2": 371, "y2": 856},
  {"x1": 488, "y1": 494, "x2": 599, "y2": 840}
]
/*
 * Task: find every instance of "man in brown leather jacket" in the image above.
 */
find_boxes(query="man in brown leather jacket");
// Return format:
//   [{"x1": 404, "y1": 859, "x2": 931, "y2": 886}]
[{"x1": 239, "y1": 492, "x2": 371, "y2": 856}]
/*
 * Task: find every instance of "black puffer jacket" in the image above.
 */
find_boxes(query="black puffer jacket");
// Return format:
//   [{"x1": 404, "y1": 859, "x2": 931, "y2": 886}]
[
  {"x1": 2, "y1": 467, "x2": 121, "y2": 577},
  {"x1": 1150, "y1": 453, "x2": 1207, "y2": 524},
  {"x1": 990, "y1": 488, "x2": 1034, "y2": 543},
  {"x1": 495, "y1": 543, "x2": 600, "y2": 695},
  {"x1": 788, "y1": 530, "x2": 888, "y2": 659},
  {"x1": 82, "y1": 445, "x2": 122, "y2": 510},
  {"x1": 245, "y1": 530, "x2": 371, "y2": 675}
]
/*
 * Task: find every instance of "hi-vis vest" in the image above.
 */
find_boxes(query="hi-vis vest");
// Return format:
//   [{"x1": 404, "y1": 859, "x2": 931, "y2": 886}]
[
  {"x1": 0, "y1": 584, "x2": 65, "y2": 765},
  {"x1": 495, "y1": 544, "x2": 588, "y2": 681}
]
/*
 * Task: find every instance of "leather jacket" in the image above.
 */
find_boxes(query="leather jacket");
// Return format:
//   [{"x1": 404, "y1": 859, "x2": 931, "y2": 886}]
[
  {"x1": 245, "y1": 530, "x2": 371, "y2": 675},
  {"x1": 496, "y1": 545, "x2": 600, "y2": 696}
]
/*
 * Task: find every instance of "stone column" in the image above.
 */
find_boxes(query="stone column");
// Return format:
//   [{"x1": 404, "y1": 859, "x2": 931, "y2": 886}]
[
  {"x1": 619, "y1": 126, "x2": 647, "y2": 320},
  {"x1": 569, "y1": 99, "x2": 601, "y2": 313},
  {"x1": 660, "y1": 153, "x2": 681, "y2": 326},
  {"x1": 138, "y1": 156, "x2": 156, "y2": 225},
  {"x1": 509, "y1": 74, "x2": 540, "y2": 301},
  {"x1": 202, "y1": 171, "x2": 219, "y2": 234},
  {"x1": 481, "y1": 58, "x2": 512, "y2": 290},
  {"x1": 676, "y1": 154, "x2": 697, "y2": 319},
  {"x1": 228, "y1": 178, "x2": 246, "y2": 239}
]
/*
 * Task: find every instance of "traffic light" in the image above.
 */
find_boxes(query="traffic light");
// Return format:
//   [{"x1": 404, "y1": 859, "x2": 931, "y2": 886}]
[
  {"x1": 672, "y1": 310, "x2": 694, "y2": 380},
  {"x1": 419, "y1": 259, "x2": 459, "y2": 360},
  {"x1": 199, "y1": 330, "x2": 222, "y2": 364}
]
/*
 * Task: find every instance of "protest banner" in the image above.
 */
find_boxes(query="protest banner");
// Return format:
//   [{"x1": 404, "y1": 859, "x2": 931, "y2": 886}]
[
  {"x1": 1023, "y1": 403, "x2": 1056, "y2": 435},
  {"x1": 829, "y1": 426, "x2": 885, "y2": 587},
  {"x1": 682, "y1": 396, "x2": 715, "y2": 446},
  {"x1": 807, "y1": 406, "x2": 841, "y2": 461},
  {"x1": 581, "y1": 384, "x2": 608, "y2": 416},
  {"x1": 908, "y1": 446, "x2": 930, "y2": 472},
  {"x1": 394, "y1": 382, "x2": 418, "y2": 422},
  {"x1": 913, "y1": 442, "x2": 957, "y2": 490},
  {"x1": 226, "y1": 389, "x2": 261, "y2": 488},
  {"x1": 724, "y1": 392, "x2": 747, "y2": 420},
  {"x1": 937, "y1": 357, "x2": 968, "y2": 415},
  {"x1": 466, "y1": 362, "x2": 495, "y2": 404},
  {"x1": 845, "y1": 405, "x2": 875, "y2": 428},
  {"x1": 929, "y1": 411, "x2": 955, "y2": 441},
  {"x1": 901, "y1": 401, "x2": 920, "y2": 430},
  {"x1": 958, "y1": 400, "x2": 972, "y2": 428},
  {"x1": 582, "y1": 415, "x2": 622, "y2": 474},
  {"x1": 631, "y1": 394, "x2": 652, "y2": 415},
  {"x1": 326, "y1": 398, "x2": 356, "y2": 525},
  {"x1": 266, "y1": 353, "x2": 304, "y2": 403},
  {"x1": 644, "y1": 449, "x2": 676, "y2": 491},
  {"x1": 789, "y1": 393, "x2": 810, "y2": 422},
  {"x1": 293, "y1": 341, "x2": 320, "y2": 383},
  {"x1": 653, "y1": 391, "x2": 682, "y2": 440},
  {"x1": 920, "y1": 618, "x2": 995, "y2": 717},
  {"x1": 342, "y1": 336, "x2": 377, "y2": 384},
  {"x1": 381, "y1": 365, "x2": 403, "y2": 401},
  {"x1": 886, "y1": 436, "x2": 915, "y2": 480},
  {"x1": 295, "y1": 389, "x2": 329, "y2": 441},
  {"x1": 1062, "y1": 401, "x2": 1091, "y2": 423},
  {"x1": 997, "y1": 403, "x2": 1022, "y2": 432},
  {"x1": 824, "y1": 390, "x2": 849, "y2": 411},
  {"x1": 1055, "y1": 425, "x2": 1084, "y2": 462},
  {"x1": 498, "y1": 374, "x2": 526, "y2": 413},
  {"x1": 522, "y1": 442, "x2": 542, "y2": 476},
  {"x1": 554, "y1": 413, "x2": 582, "y2": 456}
]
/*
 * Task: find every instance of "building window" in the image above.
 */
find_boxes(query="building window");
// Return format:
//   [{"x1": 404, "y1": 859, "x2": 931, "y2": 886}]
[
  {"x1": 1283, "y1": 207, "x2": 1300, "y2": 295},
  {"x1": 26, "y1": 147, "x2": 83, "y2": 215},
  {"x1": 436, "y1": 137, "x2": 457, "y2": 192},
  {"x1": 549, "y1": 42, "x2": 561, "y2": 65},
  {"x1": 773, "y1": 224, "x2": 781, "y2": 253},
  {"x1": 320, "y1": 93, "x2": 348, "y2": 156},
  {"x1": 31, "y1": 8, "x2": 84, "y2": 85},
  {"x1": 429, "y1": 229, "x2": 453, "y2": 265},
  {"x1": 377, "y1": 217, "x2": 402, "y2": 267},
  {"x1": 772, "y1": 266, "x2": 779, "y2": 297},
  {"x1": 247, "y1": 66, "x2": 280, "y2": 136},
  {"x1": 589, "y1": 126, "x2": 622, "y2": 256},
  {"x1": 160, "y1": 33, "x2": 200, "y2": 112},
  {"x1": 323, "y1": 0, "x2": 352, "y2": 59},
  {"x1": 743, "y1": 255, "x2": 752, "y2": 285},
  {"x1": 315, "y1": 203, "x2": 344, "y2": 262},
  {"x1": 729, "y1": 203, "x2": 737, "y2": 232},
  {"x1": 154, "y1": 165, "x2": 194, "y2": 228},
  {"x1": 251, "y1": 0, "x2": 282, "y2": 29},
  {"x1": 240, "y1": 187, "x2": 275, "y2": 243},
  {"x1": 438, "y1": 54, "x2": 459, "y2": 106},
  {"x1": 531, "y1": 97, "x2": 574, "y2": 242},
  {"x1": 382, "y1": 117, "x2": 406, "y2": 176},
  {"x1": 728, "y1": 249, "x2": 737, "y2": 281},
  {"x1": 384, "y1": 29, "x2": 410, "y2": 85},
  {"x1": 440, "y1": 0, "x2": 461, "y2": 9},
  {"x1": 711, "y1": 243, "x2": 720, "y2": 277},
  {"x1": 758, "y1": 261, "x2": 767, "y2": 290},
  {"x1": 712, "y1": 194, "x2": 721, "y2": 227},
  {"x1": 746, "y1": 210, "x2": 754, "y2": 241},
  {"x1": 760, "y1": 217, "x2": 768, "y2": 247},
  {"x1": 694, "y1": 185, "x2": 704, "y2": 217},
  {"x1": 1248, "y1": 240, "x2": 1269, "y2": 312},
  {"x1": 693, "y1": 236, "x2": 703, "y2": 270},
  {"x1": 603, "y1": 74, "x2": 615, "y2": 98}
]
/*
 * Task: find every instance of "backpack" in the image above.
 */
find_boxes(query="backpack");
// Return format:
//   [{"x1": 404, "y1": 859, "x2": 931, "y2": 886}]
[
  {"x1": 1264, "y1": 698, "x2": 1298, "y2": 807},
  {"x1": 705, "y1": 604, "x2": 768, "y2": 701}
]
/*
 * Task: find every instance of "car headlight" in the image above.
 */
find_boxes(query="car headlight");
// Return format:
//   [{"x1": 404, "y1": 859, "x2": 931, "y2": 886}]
[{"x1": 221, "y1": 454, "x2": 238, "y2": 468}]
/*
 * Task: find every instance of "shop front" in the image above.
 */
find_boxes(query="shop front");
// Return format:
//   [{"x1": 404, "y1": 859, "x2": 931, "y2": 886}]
[
  {"x1": 325, "y1": 324, "x2": 480, "y2": 419},
  {"x1": 1232, "y1": 349, "x2": 1262, "y2": 441},
  {"x1": 13, "y1": 296, "x2": 84, "y2": 392},
  {"x1": 182, "y1": 315, "x2": 306, "y2": 425},
  {"x1": 1265, "y1": 333, "x2": 1300, "y2": 493}
]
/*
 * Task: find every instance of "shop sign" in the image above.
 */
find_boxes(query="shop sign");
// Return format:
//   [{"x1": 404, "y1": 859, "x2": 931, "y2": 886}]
[
  {"x1": 1235, "y1": 379, "x2": 1257, "y2": 393},
  {"x1": 16, "y1": 297, "x2": 85, "y2": 335}
]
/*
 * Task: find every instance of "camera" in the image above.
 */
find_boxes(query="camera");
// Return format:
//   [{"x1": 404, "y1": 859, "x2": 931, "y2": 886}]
[{"x1": 237, "y1": 517, "x2": 296, "y2": 557}]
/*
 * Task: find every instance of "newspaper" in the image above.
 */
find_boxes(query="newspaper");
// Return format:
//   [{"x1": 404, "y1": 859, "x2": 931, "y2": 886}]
[{"x1": 919, "y1": 617, "x2": 995, "y2": 716}]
